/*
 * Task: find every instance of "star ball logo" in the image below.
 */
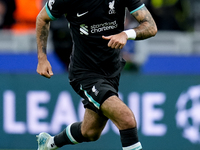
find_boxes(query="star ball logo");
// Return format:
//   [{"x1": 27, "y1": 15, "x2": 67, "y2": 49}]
[{"x1": 176, "y1": 85, "x2": 200, "y2": 144}]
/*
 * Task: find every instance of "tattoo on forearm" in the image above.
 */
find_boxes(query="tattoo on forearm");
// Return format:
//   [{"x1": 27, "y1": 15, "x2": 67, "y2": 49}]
[
  {"x1": 132, "y1": 7, "x2": 157, "y2": 40},
  {"x1": 40, "y1": 25, "x2": 49, "y2": 54}
]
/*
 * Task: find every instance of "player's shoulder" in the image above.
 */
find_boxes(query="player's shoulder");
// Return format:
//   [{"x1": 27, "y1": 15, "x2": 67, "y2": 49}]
[
  {"x1": 47, "y1": 0, "x2": 74, "y2": 11},
  {"x1": 48, "y1": 0, "x2": 72, "y2": 6}
]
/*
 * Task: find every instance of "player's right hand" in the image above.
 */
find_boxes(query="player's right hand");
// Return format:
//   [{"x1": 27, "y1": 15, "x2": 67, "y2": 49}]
[{"x1": 37, "y1": 59, "x2": 53, "y2": 78}]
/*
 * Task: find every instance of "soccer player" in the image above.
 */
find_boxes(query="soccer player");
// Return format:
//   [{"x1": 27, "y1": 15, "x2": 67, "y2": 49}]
[{"x1": 36, "y1": 0, "x2": 157, "y2": 150}]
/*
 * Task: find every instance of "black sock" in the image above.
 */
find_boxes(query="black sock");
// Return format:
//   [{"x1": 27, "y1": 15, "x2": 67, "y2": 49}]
[
  {"x1": 54, "y1": 122, "x2": 89, "y2": 147},
  {"x1": 119, "y1": 127, "x2": 142, "y2": 150},
  {"x1": 54, "y1": 128, "x2": 72, "y2": 147}
]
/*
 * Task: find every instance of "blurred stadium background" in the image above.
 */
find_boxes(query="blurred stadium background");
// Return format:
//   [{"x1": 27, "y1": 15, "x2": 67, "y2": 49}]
[{"x1": 0, "y1": 0, "x2": 200, "y2": 150}]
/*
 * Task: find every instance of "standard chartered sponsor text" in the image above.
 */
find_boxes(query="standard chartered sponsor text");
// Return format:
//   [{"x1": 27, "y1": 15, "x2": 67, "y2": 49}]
[{"x1": 91, "y1": 20, "x2": 118, "y2": 33}]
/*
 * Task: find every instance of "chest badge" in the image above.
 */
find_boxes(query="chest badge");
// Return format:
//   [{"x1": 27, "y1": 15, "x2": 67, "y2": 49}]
[{"x1": 109, "y1": 0, "x2": 116, "y2": 14}]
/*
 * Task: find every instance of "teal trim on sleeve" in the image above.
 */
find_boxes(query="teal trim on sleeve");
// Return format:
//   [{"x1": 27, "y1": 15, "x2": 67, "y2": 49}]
[
  {"x1": 130, "y1": 4, "x2": 145, "y2": 14},
  {"x1": 45, "y1": 2, "x2": 57, "y2": 20}
]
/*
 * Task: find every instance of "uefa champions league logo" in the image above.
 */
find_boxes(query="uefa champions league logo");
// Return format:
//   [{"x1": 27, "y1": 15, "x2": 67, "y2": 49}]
[{"x1": 176, "y1": 85, "x2": 200, "y2": 144}]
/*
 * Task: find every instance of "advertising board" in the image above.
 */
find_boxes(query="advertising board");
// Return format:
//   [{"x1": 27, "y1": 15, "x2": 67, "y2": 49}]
[{"x1": 0, "y1": 73, "x2": 200, "y2": 150}]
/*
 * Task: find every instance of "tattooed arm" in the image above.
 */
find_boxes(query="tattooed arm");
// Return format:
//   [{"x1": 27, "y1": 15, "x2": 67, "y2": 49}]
[
  {"x1": 132, "y1": 6, "x2": 157, "y2": 40},
  {"x1": 36, "y1": 6, "x2": 53, "y2": 78},
  {"x1": 102, "y1": 5, "x2": 157, "y2": 49}
]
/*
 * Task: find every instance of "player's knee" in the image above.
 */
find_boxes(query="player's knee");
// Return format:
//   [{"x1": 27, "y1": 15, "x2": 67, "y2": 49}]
[
  {"x1": 123, "y1": 116, "x2": 136, "y2": 129},
  {"x1": 82, "y1": 130, "x2": 101, "y2": 141},
  {"x1": 118, "y1": 110, "x2": 137, "y2": 129}
]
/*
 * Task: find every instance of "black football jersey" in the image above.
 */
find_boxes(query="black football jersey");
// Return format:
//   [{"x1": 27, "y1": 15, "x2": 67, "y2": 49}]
[{"x1": 45, "y1": 0, "x2": 144, "y2": 79}]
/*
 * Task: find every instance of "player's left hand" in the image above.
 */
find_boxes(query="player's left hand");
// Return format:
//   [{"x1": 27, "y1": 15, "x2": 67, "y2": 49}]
[{"x1": 102, "y1": 32, "x2": 128, "y2": 49}]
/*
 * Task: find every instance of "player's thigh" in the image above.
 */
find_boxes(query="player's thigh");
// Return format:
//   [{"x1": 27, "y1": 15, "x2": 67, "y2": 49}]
[
  {"x1": 101, "y1": 95, "x2": 136, "y2": 130},
  {"x1": 81, "y1": 108, "x2": 108, "y2": 139}
]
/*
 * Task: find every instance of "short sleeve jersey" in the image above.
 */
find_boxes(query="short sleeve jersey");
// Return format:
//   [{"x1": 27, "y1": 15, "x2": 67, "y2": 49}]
[{"x1": 45, "y1": 0, "x2": 144, "y2": 80}]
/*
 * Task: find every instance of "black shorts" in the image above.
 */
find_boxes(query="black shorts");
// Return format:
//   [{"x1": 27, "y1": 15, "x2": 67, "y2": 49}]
[{"x1": 69, "y1": 75, "x2": 120, "y2": 115}]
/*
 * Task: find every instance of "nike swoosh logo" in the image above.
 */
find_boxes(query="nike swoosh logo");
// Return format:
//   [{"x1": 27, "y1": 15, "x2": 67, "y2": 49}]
[{"x1": 77, "y1": 11, "x2": 88, "y2": 17}]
